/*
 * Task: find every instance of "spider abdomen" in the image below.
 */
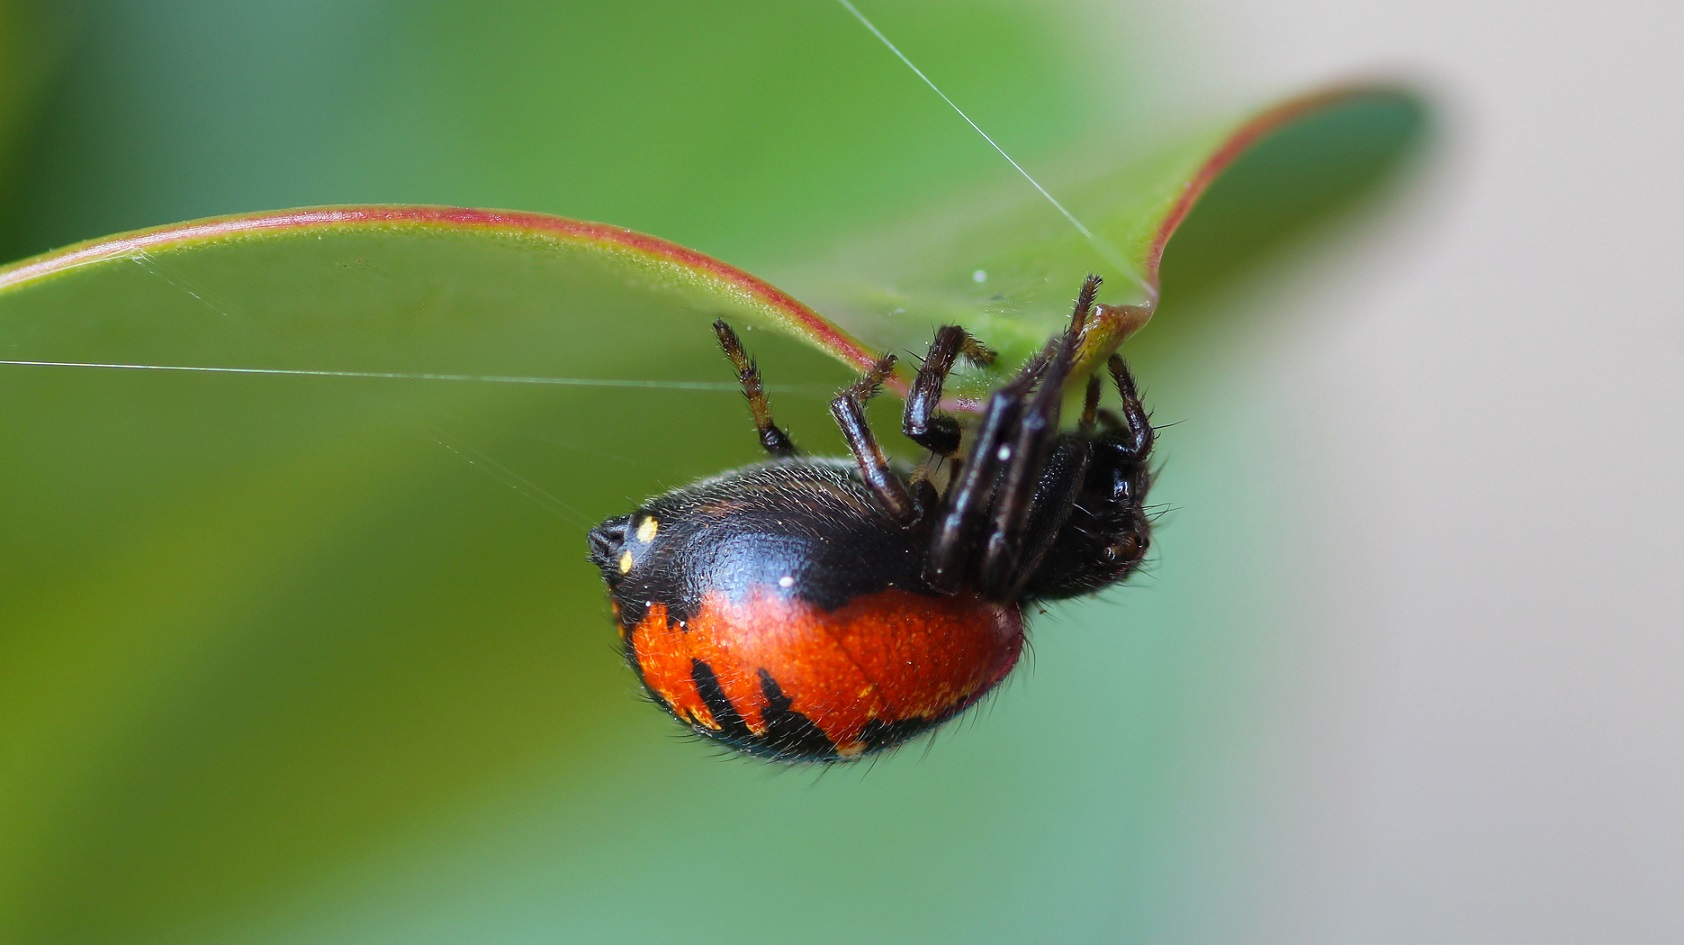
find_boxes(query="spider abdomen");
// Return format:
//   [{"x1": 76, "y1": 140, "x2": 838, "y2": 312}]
[
  {"x1": 591, "y1": 459, "x2": 1025, "y2": 762},
  {"x1": 628, "y1": 584, "x2": 1023, "y2": 761}
]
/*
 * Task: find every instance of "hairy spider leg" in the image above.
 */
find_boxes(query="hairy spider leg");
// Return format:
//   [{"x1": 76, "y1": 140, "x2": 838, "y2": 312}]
[
  {"x1": 830, "y1": 354, "x2": 918, "y2": 524},
  {"x1": 1006, "y1": 438, "x2": 1092, "y2": 599},
  {"x1": 903, "y1": 325, "x2": 996, "y2": 457},
  {"x1": 978, "y1": 275, "x2": 1100, "y2": 591},
  {"x1": 1105, "y1": 354, "x2": 1154, "y2": 462},
  {"x1": 924, "y1": 348, "x2": 1049, "y2": 593},
  {"x1": 1078, "y1": 375, "x2": 1103, "y2": 436},
  {"x1": 713, "y1": 319, "x2": 797, "y2": 457}
]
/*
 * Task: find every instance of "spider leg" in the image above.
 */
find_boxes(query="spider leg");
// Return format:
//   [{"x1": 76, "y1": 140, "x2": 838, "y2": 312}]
[
  {"x1": 714, "y1": 319, "x2": 796, "y2": 457},
  {"x1": 903, "y1": 325, "x2": 996, "y2": 456},
  {"x1": 1002, "y1": 438, "x2": 1090, "y2": 598},
  {"x1": 831, "y1": 354, "x2": 918, "y2": 524},
  {"x1": 1106, "y1": 354, "x2": 1154, "y2": 463},
  {"x1": 1077, "y1": 375, "x2": 1102, "y2": 436},
  {"x1": 976, "y1": 276, "x2": 1098, "y2": 592},
  {"x1": 923, "y1": 361, "x2": 1037, "y2": 593},
  {"x1": 976, "y1": 375, "x2": 1068, "y2": 593}
]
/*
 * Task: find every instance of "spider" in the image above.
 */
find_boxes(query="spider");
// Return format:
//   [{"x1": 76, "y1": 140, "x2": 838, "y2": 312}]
[{"x1": 587, "y1": 275, "x2": 1154, "y2": 762}]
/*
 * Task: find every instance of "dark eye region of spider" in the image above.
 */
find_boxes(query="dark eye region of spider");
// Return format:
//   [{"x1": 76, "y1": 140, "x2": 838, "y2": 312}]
[{"x1": 587, "y1": 275, "x2": 1154, "y2": 763}]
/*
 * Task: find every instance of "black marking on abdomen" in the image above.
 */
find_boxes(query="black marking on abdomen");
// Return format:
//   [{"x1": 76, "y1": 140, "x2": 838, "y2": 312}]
[
  {"x1": 690, "y1": 659, "x2": 752, "y2": 743},
  {"x1": 860, "y1": 715, "x2": 936, "y2": 752},
  {"x1": 753, "y1": 669, "x2": 838, "y2": 760}
]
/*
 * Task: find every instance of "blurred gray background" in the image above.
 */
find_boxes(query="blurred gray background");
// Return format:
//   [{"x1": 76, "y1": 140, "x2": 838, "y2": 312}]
[{"x1": 1113, "y1": 0, "x2": 1684, "y2": 939}]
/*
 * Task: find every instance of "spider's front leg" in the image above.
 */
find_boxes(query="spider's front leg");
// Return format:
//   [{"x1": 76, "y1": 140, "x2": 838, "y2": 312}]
[
  {"x1": 976, "y1": 276, "x2": 1099, "y2": 592},
  {"x1": 924, "y1": 352, "x2": 1044, "y2": 594}
]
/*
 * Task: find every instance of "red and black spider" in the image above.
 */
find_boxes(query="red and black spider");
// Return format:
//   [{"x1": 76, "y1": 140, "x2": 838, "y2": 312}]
[{"x1": 588, "y1": 275, "x2": 1154, "y2": 762}]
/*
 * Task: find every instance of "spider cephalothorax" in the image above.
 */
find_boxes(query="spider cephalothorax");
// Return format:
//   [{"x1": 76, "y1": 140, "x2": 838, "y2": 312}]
[{"x1": 589, "y1": 275, "x2": 1154, "y2": 762}]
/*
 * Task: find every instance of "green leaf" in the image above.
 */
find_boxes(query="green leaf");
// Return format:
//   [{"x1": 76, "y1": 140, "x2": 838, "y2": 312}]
[
  {"x1": 0, "y1": 208, "x2": 884, "y2": 375},
  {"x1": 0, "y1": 84, "x2": 1425, "y2": 404},
  {"x1": 786, "y1": 84, "x2": 1426, "y2": 395},
  {"x1": 0, "y1": 83, "x2": 1424, "y2": 944}
]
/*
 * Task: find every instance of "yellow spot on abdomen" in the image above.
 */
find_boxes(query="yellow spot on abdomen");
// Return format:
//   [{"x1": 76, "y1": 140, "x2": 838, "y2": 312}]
[
  {"x1": 635, "y1": 517, "x2": 659, "y2": 543},
  {"x1": 618, "y1": 550, "x2": 634, "y2": 573}
]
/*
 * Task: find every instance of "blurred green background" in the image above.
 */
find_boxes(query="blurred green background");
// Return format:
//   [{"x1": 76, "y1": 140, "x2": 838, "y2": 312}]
[{"x1": 0, "y1": 2, "x2": 1420, "y2": 943}]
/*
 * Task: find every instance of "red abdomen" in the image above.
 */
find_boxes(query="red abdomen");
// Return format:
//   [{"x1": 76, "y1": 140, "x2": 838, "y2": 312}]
[{"x1": 628, "y1": 588, "x2": 1024, "y2": 761}]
